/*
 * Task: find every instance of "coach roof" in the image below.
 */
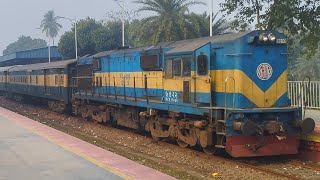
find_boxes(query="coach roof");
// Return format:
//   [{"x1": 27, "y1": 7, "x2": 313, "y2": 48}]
[{"x1": 9, "y1": 59, "x2": 76, "y2": 72}]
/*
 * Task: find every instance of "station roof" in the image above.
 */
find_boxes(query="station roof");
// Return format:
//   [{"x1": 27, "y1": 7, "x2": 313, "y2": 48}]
[{"x1": 0, "y1": 47, "x2": 62, "y2": 66}]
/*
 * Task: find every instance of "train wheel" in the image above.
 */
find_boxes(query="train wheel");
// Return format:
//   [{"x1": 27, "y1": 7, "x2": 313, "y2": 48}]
[
  {"x1": 176, "y1": 139, "x2": 188, "y2": 148},
  {"x1": 151, "y1": 135, "x2": 160, "y2": 142},
  {"x1": 202, "y1": 145, "x2": 218, "y2": 155}
]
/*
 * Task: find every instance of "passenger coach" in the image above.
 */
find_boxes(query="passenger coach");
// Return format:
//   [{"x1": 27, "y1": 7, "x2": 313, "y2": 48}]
[{"x1": 3, "y1": 60, "x2": 76, "y2": 112}]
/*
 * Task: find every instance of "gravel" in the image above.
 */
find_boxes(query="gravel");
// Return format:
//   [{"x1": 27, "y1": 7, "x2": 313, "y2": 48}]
[{"x1": 1, "y1": 96, "x2": 319, "y2": 180}]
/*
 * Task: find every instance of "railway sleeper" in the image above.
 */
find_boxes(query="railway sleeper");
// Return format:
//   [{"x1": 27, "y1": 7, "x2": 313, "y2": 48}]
[{"x1": 48, "y1": 100, "x2": 66, "y2": 113}]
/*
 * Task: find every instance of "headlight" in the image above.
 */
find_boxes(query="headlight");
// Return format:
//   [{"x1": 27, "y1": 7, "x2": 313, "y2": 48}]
[
  {"x1": 259, "y1": 33, "x2": 268, "y2": 42},
  {"x1": 268, "y1": 33, "x2": 276, "y2": 42}
]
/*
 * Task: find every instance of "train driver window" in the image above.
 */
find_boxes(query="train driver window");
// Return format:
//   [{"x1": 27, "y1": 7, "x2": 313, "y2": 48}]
[
  {"x1": 165, "y1": 59, "x2": 173, "y2": 78},
  {"x1": 182, "y1": 58, "x2": 191, "y2": 77},
  {"x1": 173, "y1": 59, "x2": 182, "y2": 76},
  {"x1": 197, "y1": 53, "x2": 208, "y2": 76}
]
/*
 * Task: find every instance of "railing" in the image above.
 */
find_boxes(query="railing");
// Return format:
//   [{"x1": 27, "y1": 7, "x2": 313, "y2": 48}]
[{"x1": 288, "y1": 81, "x2": 320, "y2": 109}]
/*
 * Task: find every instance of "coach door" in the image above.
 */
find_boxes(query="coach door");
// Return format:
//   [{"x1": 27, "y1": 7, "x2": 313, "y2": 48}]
[
  {"x1": 4, "y1": 71, "x2": 8, "y2": 89},
  {"x1": 193, "y1": 44, "x2": 212, "y2": 104},
  {"x1": 44, "y1": 69, "x2": 50, "y2": 94}
]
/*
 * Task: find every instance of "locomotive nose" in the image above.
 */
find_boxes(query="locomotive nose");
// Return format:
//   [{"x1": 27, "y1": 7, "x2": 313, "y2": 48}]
[{"x1": 294, "y1": 118, "x2": 316, "y2": 134}]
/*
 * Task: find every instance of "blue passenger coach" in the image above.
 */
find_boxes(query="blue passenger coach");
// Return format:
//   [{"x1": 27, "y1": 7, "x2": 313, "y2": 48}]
[{"x1": 1, "y1": 60, "x2": 76, "y2": 112}]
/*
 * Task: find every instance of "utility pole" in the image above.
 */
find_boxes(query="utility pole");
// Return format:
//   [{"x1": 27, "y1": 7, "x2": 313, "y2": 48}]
[
  {"x1": 209, "y1": 0, "x2": 213, "y2": 36},
  {"x1": 115, "y1": 0, "x2": 125, "y2": 46},
  {"x1": 122, "y1": 0, "x2": 125, "y2": 47},
  {"x1": 48, "y1": 31, "x2": 51, "y2": 63},
  {"x1": 58, "y1": 16, "x2": 78, "y2": 59},
  {"x1": 74, "y1": 17, "x2": 78, "y2": 59}
]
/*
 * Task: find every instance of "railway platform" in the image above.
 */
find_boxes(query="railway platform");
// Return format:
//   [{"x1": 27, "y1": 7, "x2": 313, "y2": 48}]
[
  {"x1": 300, "y1": 109, "x2": 320, "y2": 162},
  {"x1": 0, "y1": 107, "x2": 175, "y2": 180}
]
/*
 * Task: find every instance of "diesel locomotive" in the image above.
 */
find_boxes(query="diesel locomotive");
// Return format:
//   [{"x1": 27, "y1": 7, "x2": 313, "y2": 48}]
[{"x1": 0, "y1": 30, "x2": 315, "y2": 157}]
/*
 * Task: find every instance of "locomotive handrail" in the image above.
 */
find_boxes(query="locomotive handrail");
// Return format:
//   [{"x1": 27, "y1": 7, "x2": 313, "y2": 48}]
[
  {"x1": 301, "y1": 76, "x2": 311, "y2": 119},
  {"x1": 224, "y1": 76, "x2": 236, "y2": 118},
  {"x1": 224, "y1": 53, "x2": 252, "y2": 57},
  {"x1": 208, "y1": 76, "x2": 213, "y2": 123},
  {"x1": 144, "y1": 74, "x2": 149, "y2": 104}
]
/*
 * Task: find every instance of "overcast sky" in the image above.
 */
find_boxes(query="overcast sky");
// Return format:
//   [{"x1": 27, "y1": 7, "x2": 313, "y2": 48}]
[{"x1": 0, "y1": 0, "x2": 223, "y2": 55}]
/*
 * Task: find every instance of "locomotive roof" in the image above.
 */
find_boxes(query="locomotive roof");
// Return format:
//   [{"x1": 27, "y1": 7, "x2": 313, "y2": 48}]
[
  {"x1": 9, "y1": 59, "x2": 77, "y2": 72},
  {"x1": 166, "y1": 31, "x2": 251, "y2": 54},
  {"x1": 92, "y1": 31, "x2": 252, "y2": 57}
]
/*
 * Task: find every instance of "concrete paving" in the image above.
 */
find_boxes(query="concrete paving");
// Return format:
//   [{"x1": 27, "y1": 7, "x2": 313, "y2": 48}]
[
  {"x1": 0, "y1": 107, "x2": 175, "y2": 180},
  {"x1": 0, "y1": 115, "x2": 122, "y2": 180}
]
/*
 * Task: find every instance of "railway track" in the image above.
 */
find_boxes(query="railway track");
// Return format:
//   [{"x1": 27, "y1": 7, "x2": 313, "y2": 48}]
[
  {"x1": 211, "y1": 156, "x2": 301, "y2": 180},
  {"x1": 290, "y1": 160, "x2": 320, "y2": 171},
  {"x1": 1, "y1": 96, "x2": 319, "y2": 180}
]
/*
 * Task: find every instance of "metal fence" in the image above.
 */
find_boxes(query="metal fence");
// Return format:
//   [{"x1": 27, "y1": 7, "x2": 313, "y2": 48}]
[{"x1": 288, "y1": 81, "x2": 320, "y2": 109}]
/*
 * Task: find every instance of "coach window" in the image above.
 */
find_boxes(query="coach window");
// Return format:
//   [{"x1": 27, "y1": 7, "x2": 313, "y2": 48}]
[
  {"x1": 197, "y1": 53, "x2": 208, "y2": 76},
  {"x1": 60, "y1": 76, "x2": 64, "y2": 86},
  {"x1": 55, "y1": 75, "x2": 58, "y2": 85},
  {"x1": 96, "y1": 77, "x2": 99, "y2": 87}
]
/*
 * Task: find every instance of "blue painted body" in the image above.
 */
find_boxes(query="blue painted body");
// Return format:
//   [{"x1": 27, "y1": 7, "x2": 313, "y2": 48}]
[{"x1": 74, "y1": 30, "x2": 302, "y2": 137}]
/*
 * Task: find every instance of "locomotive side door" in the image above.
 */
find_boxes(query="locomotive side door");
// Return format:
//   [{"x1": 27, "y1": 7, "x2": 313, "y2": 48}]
[
  {"x1": 193, "y1": 43, "x2": 212, "y2": 105},
  {"x1": 163, "y1": 54, "x2": 192, "y2": 105}
]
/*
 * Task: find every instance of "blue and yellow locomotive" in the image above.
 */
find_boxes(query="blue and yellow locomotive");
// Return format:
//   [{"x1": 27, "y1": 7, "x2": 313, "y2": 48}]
[
  {"x1": 72, "y1": 30, "x2": 315, "y2": 157},
  {"x1": 0, "y1": 30, "x2": 315, "y2": 157}
]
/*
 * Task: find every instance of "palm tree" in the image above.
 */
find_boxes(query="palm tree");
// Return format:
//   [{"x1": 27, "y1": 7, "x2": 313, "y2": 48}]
[
  {"x1": 134, "y1": 0, "x2": 205, "y2": 43},
  {"x1": 40, "y1": 10, "x2": 62, "y2": 62},
  {"x1": 187, "y1": 12, "x2": 234, "y2": 38}
]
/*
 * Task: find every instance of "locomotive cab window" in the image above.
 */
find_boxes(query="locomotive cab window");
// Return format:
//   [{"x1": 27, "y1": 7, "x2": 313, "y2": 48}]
[
  {"x1": 173, "y1": 59, "x2": 181, "y2": 76},
  {"x1": 166, "y1": 58, "x2": 191, "y2": 78},
  {"x1": 165, "y1": 59, "x2": 173, "y2": 78},
  {"x1": 197, "y1": 54, "x2": 208, "y2": 76}
]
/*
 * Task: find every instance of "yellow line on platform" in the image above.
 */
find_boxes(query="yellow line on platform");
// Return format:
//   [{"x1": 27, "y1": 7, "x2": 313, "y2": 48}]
[
  {"x1": 14, "y1": 121, "x2": 133, "y2": 180},
  {"x1": 301, "y1": 135, "x2": 320, "y2": 143}
]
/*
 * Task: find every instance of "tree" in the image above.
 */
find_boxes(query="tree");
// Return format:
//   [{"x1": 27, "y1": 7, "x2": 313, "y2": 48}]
[
  {"x1": 40, "y1": 10, "x2": 62, "y2": 45},
  {"x1": 3, "y1": 36, "x2": 47, "y2": 55},
  {"x1": 57, "y1": 32, "x2": 75, "y2": 59},
  {"x1": 76, "y1": 18, "x2": 103, "y2": 56},
  {"x1": 128, "y1": 12, "x2": 234, "y2": 47},
  {"x1": 292, "y1": 46, "x2": 320, "y2": 80},
  {"x1": 133, "y1": 0, "x2": 205, "y2": 43},
  {"x1": 220, "y1": 0, "x2": 320, "y2": 55},
  {"x1": 58, "y1": 18, "x2": 124, "y2": 59},
  {"x1": 93, "y1": 20, "x2": 123, "y2": 52},
  {"x1": 187, "y1": 12, "x2": 235, "y2": 38},
  {"x1": 58, "y1": 18, "x2": 101, "y2": 59}
]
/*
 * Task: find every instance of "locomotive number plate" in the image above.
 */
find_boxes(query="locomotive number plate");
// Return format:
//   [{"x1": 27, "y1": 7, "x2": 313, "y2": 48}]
[{"x1": 257, "y1": 63, "x2": 273, "y2": 80}]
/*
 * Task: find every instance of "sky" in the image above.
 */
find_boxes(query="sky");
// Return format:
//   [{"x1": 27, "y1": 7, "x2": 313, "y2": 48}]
[{"x1": 0, "y1": 0, "x2": 223, "y2": 55}]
